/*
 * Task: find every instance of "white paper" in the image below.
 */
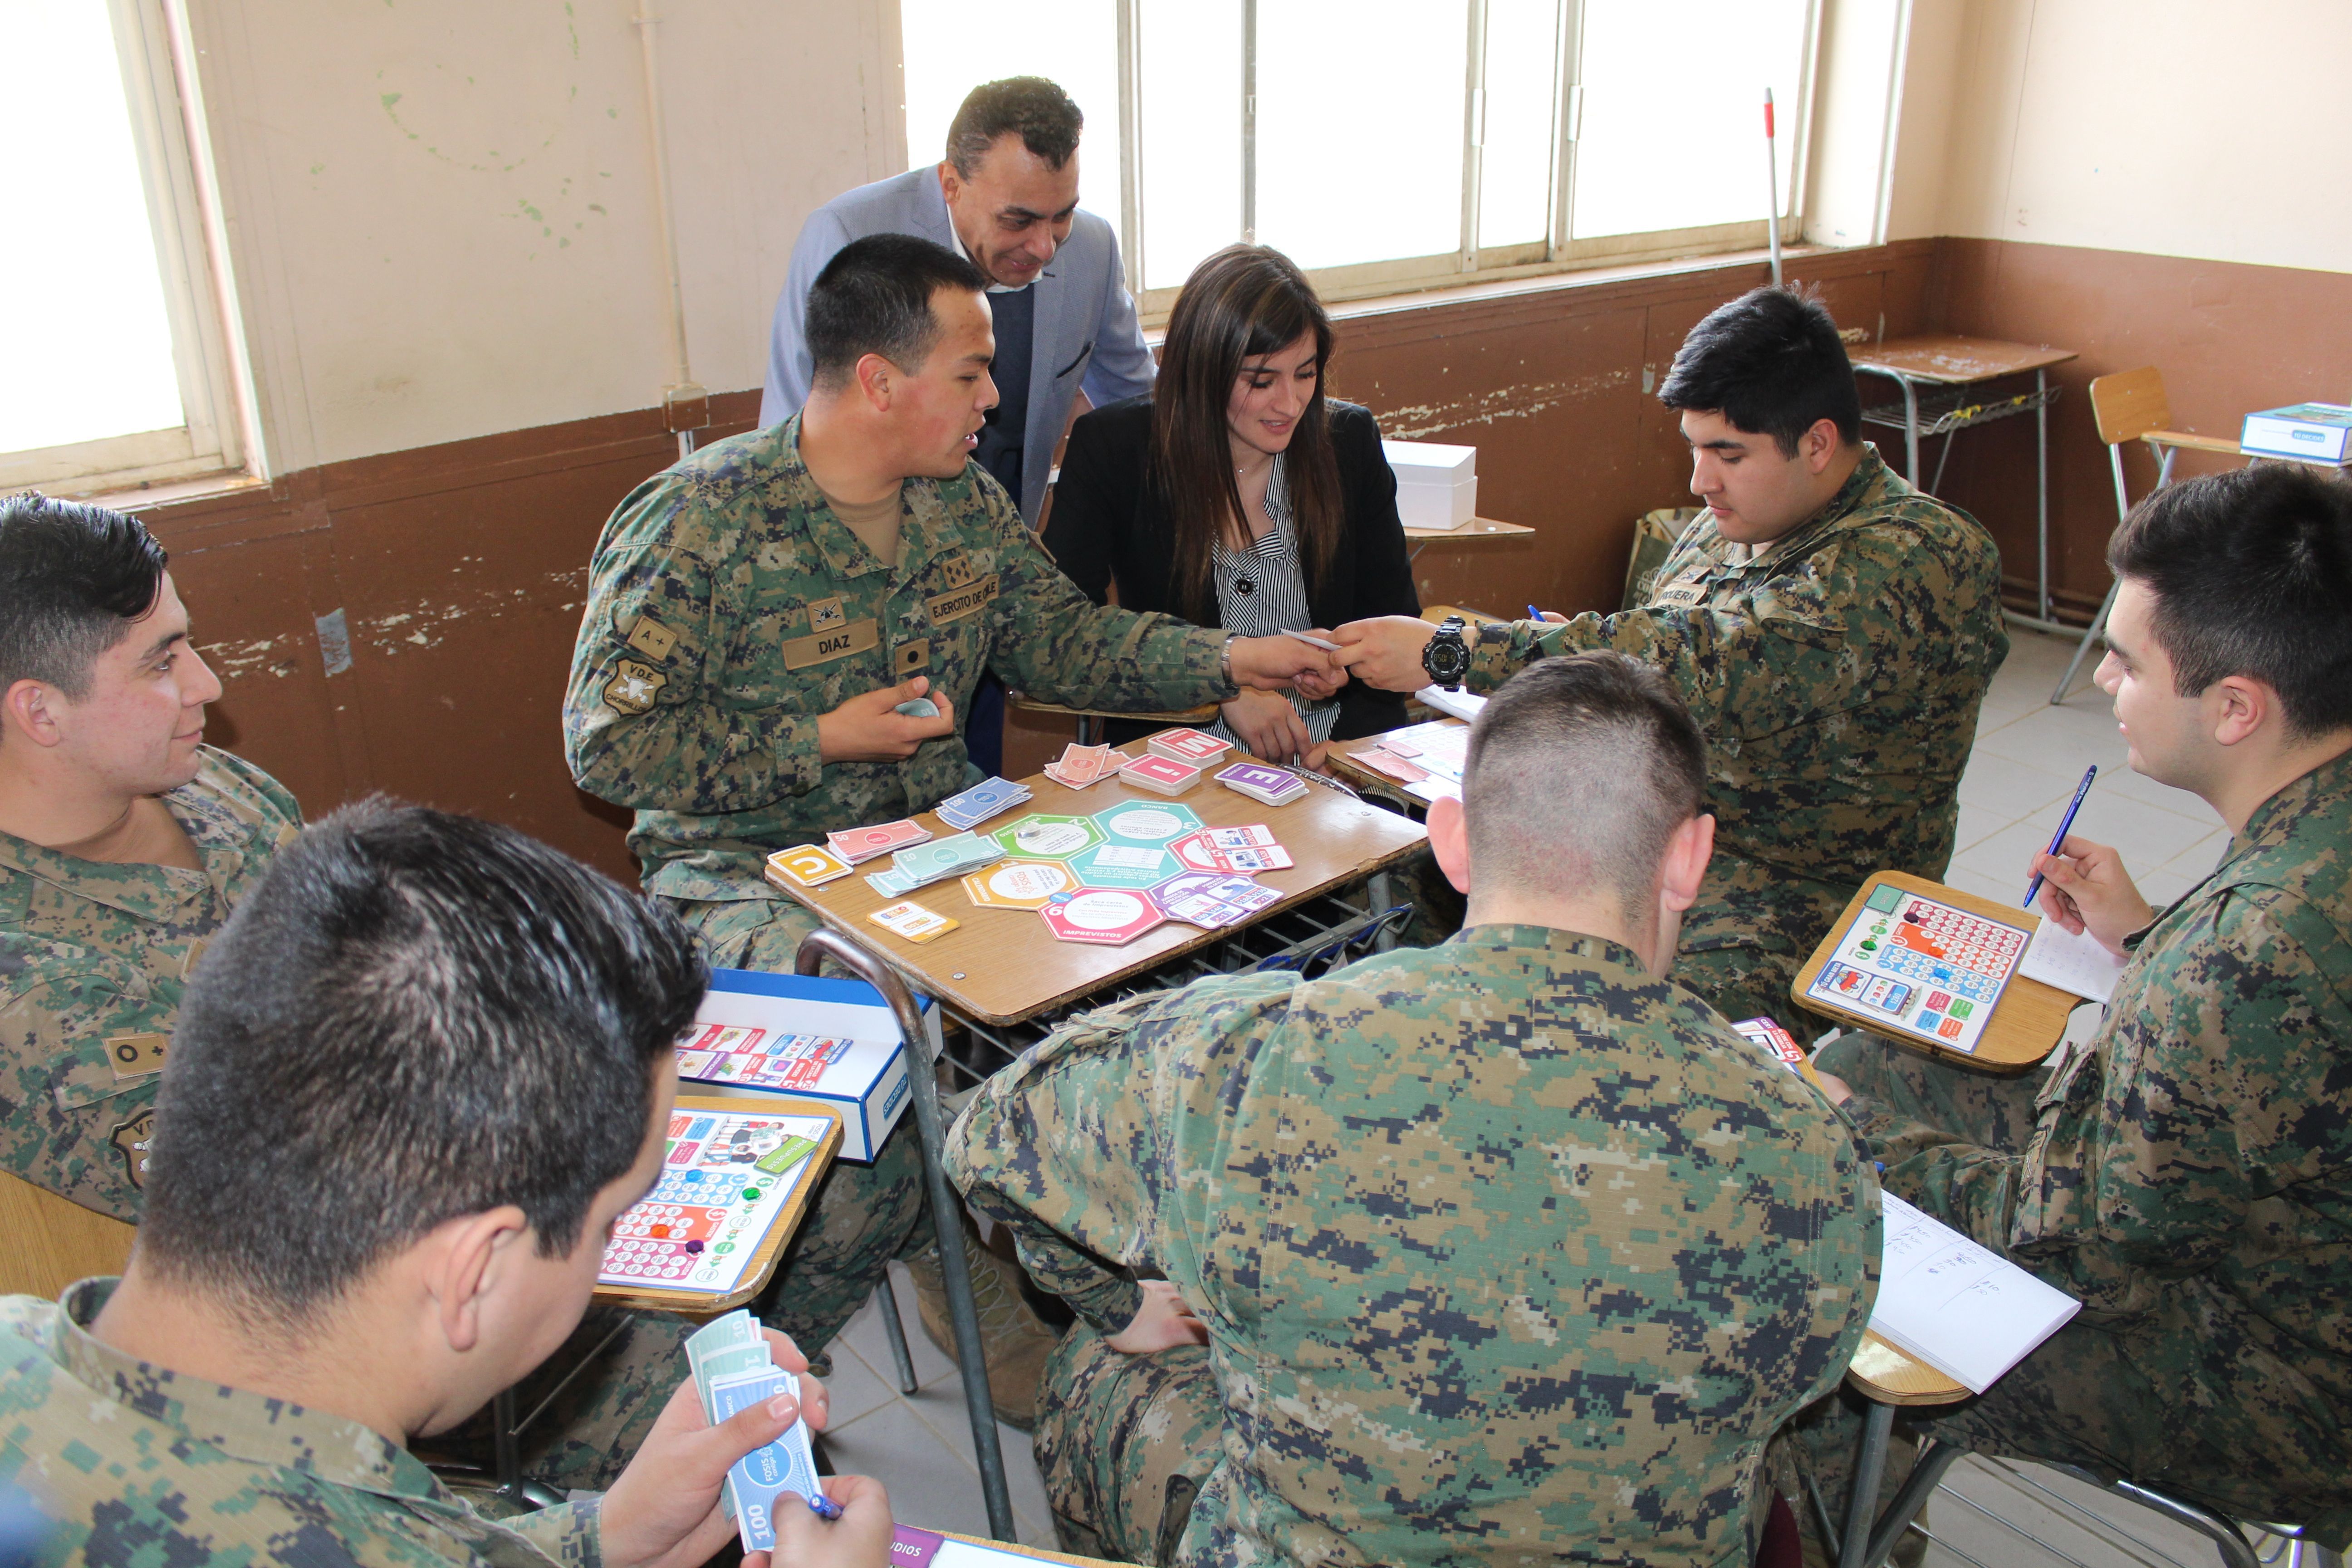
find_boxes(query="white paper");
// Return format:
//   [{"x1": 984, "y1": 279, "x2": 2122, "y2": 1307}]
[
  {"x1": 1868, "y1": 1193, "x2": 2080, "y2": 1394},
  {"x1": 2019, "y1": 916, "x2": 2128, "y2": 1003},
  {"x1": 1415, "y1": 685, "x2": 1487, "y2": 723}
]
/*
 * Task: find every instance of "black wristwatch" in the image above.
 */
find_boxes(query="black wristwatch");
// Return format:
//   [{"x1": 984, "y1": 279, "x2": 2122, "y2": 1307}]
[{"x1": 1421, "y1": 615, "x2": 1471, "y2": 690}]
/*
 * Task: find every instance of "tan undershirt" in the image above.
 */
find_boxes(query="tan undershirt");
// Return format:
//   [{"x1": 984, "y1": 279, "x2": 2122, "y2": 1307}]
[{"x1": 819, "y1": 483, "x2": 905, "y2": 569}]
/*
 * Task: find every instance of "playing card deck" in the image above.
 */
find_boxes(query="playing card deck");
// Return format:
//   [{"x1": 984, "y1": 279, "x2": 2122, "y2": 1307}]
[
  {"x1": 935, "y1": 775, "x2": 1032, "y2": 830},
  {"x1": 686, "y1": 1312, "x2": 836, "y2": 1546},
  {"x1": 864, "y1": 832, "x2": 1005, "y2": 896},
  {"x1": 827, "y1": 819, "x2": 931, "y2": 864},
  {"x1": 1044, "y1": 743, "x2": 1132, "y2": 789},
  {"x1": 1153, "y1": 871, "x2": 1281, "y2": 928},
  {"x1": 1147, "y1": 727, "x2": 1233, "y2": 766},
  {"x1": 1122, "y1": 754, "x2": 1204, "y2": 795},
  {"x1": 1215, "y1": 760, "x2": 1309, "y2": 805}
]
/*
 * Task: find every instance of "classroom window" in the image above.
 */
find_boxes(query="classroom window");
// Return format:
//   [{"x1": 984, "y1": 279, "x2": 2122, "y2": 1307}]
[
  {"x1": 0, "y1": 0, "x2": 249, "y2": 495},
  {"x1": 897, "y1": 0, "x2": 1818, "y2": 314}
]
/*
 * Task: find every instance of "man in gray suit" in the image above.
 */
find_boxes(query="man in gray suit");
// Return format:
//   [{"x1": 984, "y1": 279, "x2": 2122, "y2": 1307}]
[{"x1": 760, "y1": 76, "x2": 1154, "y2": 529}]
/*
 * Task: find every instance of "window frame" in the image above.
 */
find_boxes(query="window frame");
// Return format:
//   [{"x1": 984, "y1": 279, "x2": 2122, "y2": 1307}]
[
  {"x1": 0, "y1": 0, "x2": 252, "y2": 496},
  {"x1": 1092, "y1": 0, "x2": 1824, "y2": 319}
]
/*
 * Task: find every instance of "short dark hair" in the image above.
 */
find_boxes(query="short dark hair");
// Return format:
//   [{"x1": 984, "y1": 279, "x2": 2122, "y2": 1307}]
[
  {"x1": 1464, "y1": 652, "x2": 1709, "y2": 916},
  {"x1": 1660, "y1": 285, "x2": 1861, "y2": 458},
  {"x1": 140, "y1": 800, "x2": 708, "y2": 1326},
  {"x1": 2110, "y1": 465, "x2": 2352, "y2": 738},
  {"x1": 0, "y1": 492, "x2": 169, "y2": 701},
  {"x1": 806, "y1": 233, "x2": 987, "y2": 390},
  {"x1": 945, "y1": 77, "x2": 1083, "y2": 179}
]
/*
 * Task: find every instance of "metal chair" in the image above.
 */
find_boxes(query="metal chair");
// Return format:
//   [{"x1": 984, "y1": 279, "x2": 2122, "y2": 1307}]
[
  {"x1": 2051, "y1": 368, "x2": 2244, "y2": 704},
  {"x1": 794, "y1": 927, "x2": 1018, "y2": 1539}
]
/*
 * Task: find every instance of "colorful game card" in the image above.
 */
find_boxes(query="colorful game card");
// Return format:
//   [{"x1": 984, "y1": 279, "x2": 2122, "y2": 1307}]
[
  {"x1": 868, "y1": 900, "x2": 958, "y2": 942},
  {"x1": 1804, "y1": 884, "x2": 2029, "y2": 1056},
  {"x1": 765, "y1": 844, "x2": 855, "y2": 887},
  {"x1": 599, "y1": 1108, "x2": 831, "y2": 1295}
]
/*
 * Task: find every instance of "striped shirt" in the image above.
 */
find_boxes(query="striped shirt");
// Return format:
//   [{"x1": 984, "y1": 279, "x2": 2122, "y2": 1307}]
[{"x1": 1209, "y1": 458, "x2": 1338, "y2": 749}]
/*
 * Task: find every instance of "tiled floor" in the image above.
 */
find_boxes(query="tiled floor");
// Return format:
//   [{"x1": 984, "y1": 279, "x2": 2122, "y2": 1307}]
[{"x1": 821, "y1": 627, "x2": 2246, "y2": 1564}]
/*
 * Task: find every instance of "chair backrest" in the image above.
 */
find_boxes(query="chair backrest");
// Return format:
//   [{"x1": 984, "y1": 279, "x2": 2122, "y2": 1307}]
[
  {"x1": 2088, "y1": 367, "x2": 2173, "y2": 446},
  {"x1": 0, "y1": 1171, "x2": 136, "y2": 1300}
]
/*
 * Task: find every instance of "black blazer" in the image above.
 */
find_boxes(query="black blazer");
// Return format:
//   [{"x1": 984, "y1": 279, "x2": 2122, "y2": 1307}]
[{"x1": 1043, "y1": 396, "x2": 1420, "y2": 742}]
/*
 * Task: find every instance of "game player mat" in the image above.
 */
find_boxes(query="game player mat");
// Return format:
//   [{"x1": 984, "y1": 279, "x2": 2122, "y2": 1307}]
[
  {"x1": 593, "y1": 1092, "x2": 843, "y2": 1316},
  {"x1": 1792, "y1": 872, "x2": 2075, "y2": 1075}
]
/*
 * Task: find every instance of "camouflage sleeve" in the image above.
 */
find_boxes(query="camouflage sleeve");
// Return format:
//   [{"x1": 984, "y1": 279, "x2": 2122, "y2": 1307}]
[
  {"x1": 564, "y1": 527, "x2": 822, "y2": 816},
  {"x1": 1461, "y1": 530, "x2": 1919, "y2": 737},
  {"x1": 1857, "y1": 887, "x2": 2352, "y2": 1316},
  {"x1": 506, "y1": 1496, "x2": 602, "y2": 1568},
  {"x1": 0, "y1": 968, "x2": 170, "y2": 1221},
  {"x1": 978, "y1": 500, "x2": 1235, "y2": 713},
  {"x1": 945, "y1": 995, "x2": 1161, "y2": 1334}
]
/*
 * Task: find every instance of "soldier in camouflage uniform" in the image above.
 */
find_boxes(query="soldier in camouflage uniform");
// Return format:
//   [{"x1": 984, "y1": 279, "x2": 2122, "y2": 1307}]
[
  {"x1": 948, "y1": 653, "x2": 1879, "y2": 1566},
  {"x1": 1335, "y1": 288, "x2": 2008, "y2": 1036},
  {"x1": 563, "y1": 235, "x2": 1339, "y2": 1364},
  {"x1": 0, "y1": 495, "x2": 681, "y2": 1496},
  {"x1": 1803, "y1": 466, "x2": 2352, "y2": 1550},
  {"x1": 0, "y1": 804, "x2": 890, "y2": 1568}
]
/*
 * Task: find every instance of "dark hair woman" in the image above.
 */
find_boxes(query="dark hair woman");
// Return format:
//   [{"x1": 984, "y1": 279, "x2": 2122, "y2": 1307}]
[{"x1": 1041, "y1": 244, "x2": 1418, "y2": 762}]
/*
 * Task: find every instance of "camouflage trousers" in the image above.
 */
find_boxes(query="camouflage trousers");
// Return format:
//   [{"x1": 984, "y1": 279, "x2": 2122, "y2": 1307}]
[
  {"x1": 440, "y1": 1303, "x2": 690, "y2": 1494},
  {"x1": 1033, "y1": 1323, "x2": 1222, "y2": 1566},
  {"x1": 661, "y1": 893, "x2": 931, "y2": 1363},
  {"x1": 1784, "y1": 1036, "x2": 2352, "y2": 1553},
  {"x1": 1670, "y1": 854, "x2": 1847, "y2": 1046}
]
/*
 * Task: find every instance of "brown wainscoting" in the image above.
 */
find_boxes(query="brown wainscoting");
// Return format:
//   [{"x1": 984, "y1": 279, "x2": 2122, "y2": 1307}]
[
  {"x1": 1927, "y1": 239, "x2": 2352, "y2": 618},
  {"x1": 148, "y1": 236, "x2": 2186, "y2": 880}
]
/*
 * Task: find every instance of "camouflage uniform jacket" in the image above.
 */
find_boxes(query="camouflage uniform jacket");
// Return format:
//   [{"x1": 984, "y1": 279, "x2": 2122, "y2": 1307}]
[
  {"x1": 564, "y1": 416, "x2": 1235, "y2": 898},
  {"x1": 0, "y1": 1281, "x2": 597, "y2": 1568},
  {"x1": 947, "y1": 924, "x2": 1879, "y2": 1568},
  {"x1": 1844, "y1": 749, "x2": 2352, "y2": 1477},
  {"x1": 0, "y1": 748, "x2": 299, "y2": 1220},
  {"x1": 1462, "y1": 447, "x2": 2009, "y2": 965}
]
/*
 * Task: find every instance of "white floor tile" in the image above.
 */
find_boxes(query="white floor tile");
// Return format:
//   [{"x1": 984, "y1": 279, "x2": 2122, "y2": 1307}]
[
  {"x1": 815, "y1": 1329, "x2": 900, "y2": 1431},
  {"x1": 1951, "y1": 801, "x2": 2013, "y2": 857},
  {"x1": 1969, "y1": 705, "x2": 2132, "y2": 781},
  {"x1": 823, "y1": 1398, "x2": 998, "y2": 1536},
  {"x1": 2064, "y1": 788, "x2": 2225, "y2": 870},
  {"x1": 1955, "y1": 751, "x2": 2078, "y2": 823}
]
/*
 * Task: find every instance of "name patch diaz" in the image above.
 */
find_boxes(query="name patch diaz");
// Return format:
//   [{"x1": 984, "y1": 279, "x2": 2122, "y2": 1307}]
[
  {"x1": 603, "y1": 659, "x2": 667, "y2": 716},
  {"x1": 925, "y1": 574, "x2": 999, "y2": 626},
  {"x1": 105, "y1": 1033, "x2": 168, "y2": 1083},
  {"x1": 784, "y1": 617, "x2": 880, "y2": 671}
]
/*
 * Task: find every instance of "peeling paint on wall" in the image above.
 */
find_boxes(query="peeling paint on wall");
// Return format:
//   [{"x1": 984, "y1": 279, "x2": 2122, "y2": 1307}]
[
  {"x1": 355, "y1": 564, "x2": 590, "y2": 656},
  {"x1": 1377, "y1": 369, "x2": 1637, "y2": 440}
]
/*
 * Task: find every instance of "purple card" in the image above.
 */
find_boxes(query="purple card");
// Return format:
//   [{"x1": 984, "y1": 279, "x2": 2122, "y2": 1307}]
[{"x1": 1216, "y1": 761, "x2": 1297, "y2": 792}]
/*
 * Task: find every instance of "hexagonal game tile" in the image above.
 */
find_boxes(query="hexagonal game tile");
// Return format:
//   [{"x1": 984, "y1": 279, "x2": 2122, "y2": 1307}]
[
  {"x1": 1069, "y1": 840, "x2": 1175, "y2": 889},
  {"x1": 991, "y1": 813, "x2": 1103, "y2": 861},
  {"x1": 1090, "y1": 802, "x2": 1202, "y2": 848},
  {"x1": 1039, "y1": 888, "x2": 1168, "y2": 946},
  {"x1": 961, "y1": 858, "x2": 1080, "y2": 909}
]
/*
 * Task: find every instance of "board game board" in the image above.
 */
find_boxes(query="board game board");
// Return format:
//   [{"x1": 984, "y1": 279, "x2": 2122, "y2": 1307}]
[
  {"x1": 1804, "y1": 882, "x2": 2030, "y2": 1055},
  {"x1": 596, "y1": 1095, "x2": 839, "y2": 1309}
]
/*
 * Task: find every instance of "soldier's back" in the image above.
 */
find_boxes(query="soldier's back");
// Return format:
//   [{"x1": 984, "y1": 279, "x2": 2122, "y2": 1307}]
[{"x1": 1171, "y1": 924, "x2": 1878, "y2": 1568}]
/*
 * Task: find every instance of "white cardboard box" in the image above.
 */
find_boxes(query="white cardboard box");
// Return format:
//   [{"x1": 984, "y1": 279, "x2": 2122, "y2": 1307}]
[
  {"x1": 671, "y1": 968, "x2": 937, "y2": 1162},
  {"x1": 1383, "y1": 440, "x2": 1479, "y2": 529},
  {"x1": 2240, "y1": 402, "x2": 2352, "y2": 463}
]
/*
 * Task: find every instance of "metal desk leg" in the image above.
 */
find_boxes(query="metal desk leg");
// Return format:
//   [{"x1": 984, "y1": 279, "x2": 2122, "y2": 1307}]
[
  {"x1": 873, "y1": 1273, "x2": 921, "y2": 1395},
  {"x1": 1899, "y1": 379, "x2": 1922, "y2": 488},
  {"x1": 1839, "y1": 1400, "x2": 1897, "y2": 1568},
  {"x1": 796, "y1": 930, "x2": 1018, "y2": 1541},
  {"x1": 1368, "y1": 871, "x2": 1399, "y2": 952},
  {"x1": 2035, "y1": 367, "x2": 2052, "y2": 622}
]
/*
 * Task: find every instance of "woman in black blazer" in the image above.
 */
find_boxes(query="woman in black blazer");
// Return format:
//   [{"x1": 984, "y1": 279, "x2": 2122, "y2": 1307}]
[{"x1": 1041, "y1": 245, "x2": 1419, "y2": 761}]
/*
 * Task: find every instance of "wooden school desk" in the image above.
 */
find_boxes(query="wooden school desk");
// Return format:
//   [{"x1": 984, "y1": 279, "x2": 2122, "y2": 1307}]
[
  {"x1": 1793, "y1": 871, "x2": 2075, "y2": 1075},
  {"x1": 1849, "y1": 334, "x2": 2078, "y2": 623},
  {"x1": 769, "y1": 759, "x2": 1429, "y2": 1028},
  {"x1": 1403, "y1": 514, "x2": 1534, "y2": 564},
  {"x1": 1836, "y1": 1335, "x2": 1970, "y2": 1568},
  {"x1": 1330, "y1": 715, "x2": 1469, "y2": 813}
]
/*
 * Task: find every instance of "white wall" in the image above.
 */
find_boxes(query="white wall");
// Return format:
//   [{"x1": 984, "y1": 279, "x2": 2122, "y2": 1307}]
[
  {"x1": 1927, "y1": 0, "x2": 2352, "y2": 274},
  {"x1": 186, "y1": 0, "x2": 904, "y2": 474}
]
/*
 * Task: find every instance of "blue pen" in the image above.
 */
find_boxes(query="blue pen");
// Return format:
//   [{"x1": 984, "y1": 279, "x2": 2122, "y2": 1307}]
[
  {"x1": 1527, "y1": 604, "x2": 1546, "y2": 620},
  {"x1": 2021, "y1": 765, "x2": 2098, "y2": 909}
]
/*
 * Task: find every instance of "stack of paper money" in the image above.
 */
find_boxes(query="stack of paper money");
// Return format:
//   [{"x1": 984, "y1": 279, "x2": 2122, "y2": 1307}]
[
  {"x1": 936, "y1": 775, "x2": 1032, "y2": 830},
  {"x1": 686, "y1": 1311, "x2": 834, "y2": 1548},
  {"x1": 827, "y1": 819, "x2": 932, "y2": 864},
  {"x1": 1044, "y1": 742, "x2": 1132, "y2": 790},
  {"x1": 865, "y1": 831, "x2": 1005, "y2": 897}
]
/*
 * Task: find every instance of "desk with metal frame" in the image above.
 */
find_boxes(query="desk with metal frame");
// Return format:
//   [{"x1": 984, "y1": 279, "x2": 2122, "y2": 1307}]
[{"x1": 1848, "y1": 335, "x2": 2079, "y2": 626}]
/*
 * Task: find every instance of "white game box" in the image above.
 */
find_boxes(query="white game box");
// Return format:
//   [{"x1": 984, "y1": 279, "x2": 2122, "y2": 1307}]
[{"x1": 671, "y1": 968, "x2": 938, "y2": 1161}]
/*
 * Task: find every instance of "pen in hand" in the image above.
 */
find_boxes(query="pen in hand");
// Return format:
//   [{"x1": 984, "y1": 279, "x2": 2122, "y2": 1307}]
[{"x1": 2022, "y1": 764, "x2": 2098, "y2": 909}]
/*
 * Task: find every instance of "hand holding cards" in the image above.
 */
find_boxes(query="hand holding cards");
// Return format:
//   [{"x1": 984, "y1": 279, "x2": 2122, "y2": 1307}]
[{"x1": 686, "y1": 1312, "x2": 838, "y2": 1548}]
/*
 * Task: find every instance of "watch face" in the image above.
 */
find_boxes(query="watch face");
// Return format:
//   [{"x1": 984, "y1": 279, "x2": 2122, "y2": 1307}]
[{"x1": 1423, "y1": 628, "x2": 1470, "y2": 685}]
